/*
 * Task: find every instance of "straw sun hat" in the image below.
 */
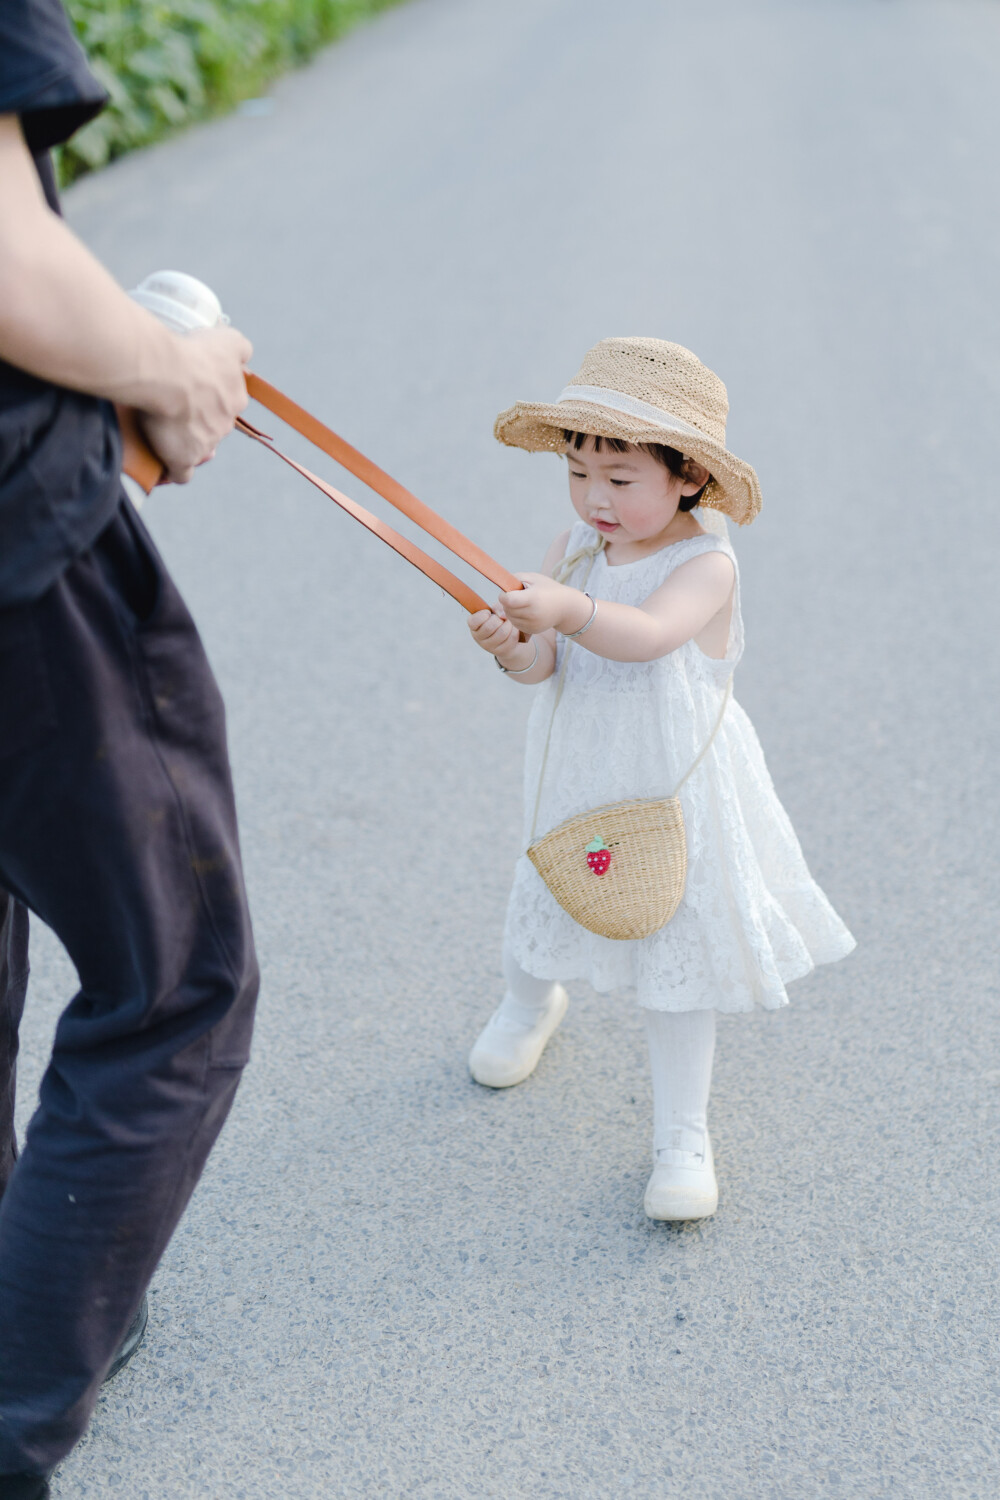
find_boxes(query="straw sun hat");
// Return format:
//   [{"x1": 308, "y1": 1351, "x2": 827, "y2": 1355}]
[{"x1": 494, "y1": 337, "x2": 762, "y2": 525}]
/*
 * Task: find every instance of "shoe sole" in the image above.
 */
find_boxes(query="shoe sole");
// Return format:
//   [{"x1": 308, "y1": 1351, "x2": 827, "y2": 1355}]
[
  {"x1": 643, "y1": 1187, "x2": 718, "y2": 1222},
  {"x1": 469, "y1": 986, "x2": 569, "y2": 1088}
]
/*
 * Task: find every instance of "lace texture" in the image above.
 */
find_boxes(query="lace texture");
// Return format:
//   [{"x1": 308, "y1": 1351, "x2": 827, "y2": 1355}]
[{"x1": 504, "y1": 515, "x2": 855, "y2": 1013}]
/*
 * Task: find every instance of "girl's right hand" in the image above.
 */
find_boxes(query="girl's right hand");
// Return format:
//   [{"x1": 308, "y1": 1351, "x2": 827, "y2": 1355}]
[{"x1": 468, "y1": 608, "x2": 519, "y2": 657}]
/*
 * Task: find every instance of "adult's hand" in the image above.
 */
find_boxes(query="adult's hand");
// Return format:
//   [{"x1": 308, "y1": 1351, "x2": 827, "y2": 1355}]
[
  {"x1": 0, "y1": 112, "x2": 249, "y2": 483},
  {"x1": 138, "y1": 326, "x2": 253, "y2": 484}
]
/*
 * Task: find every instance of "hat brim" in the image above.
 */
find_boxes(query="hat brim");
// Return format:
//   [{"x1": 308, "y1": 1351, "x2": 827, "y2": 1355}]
[{"x1": 494, "y1": 399, "x2": 762, "y2": 526}]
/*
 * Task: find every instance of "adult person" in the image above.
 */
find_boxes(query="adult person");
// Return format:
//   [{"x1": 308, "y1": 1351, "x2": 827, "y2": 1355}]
[{"x1": 0, "y1": 3, "x2": 260, "y2": 1494}]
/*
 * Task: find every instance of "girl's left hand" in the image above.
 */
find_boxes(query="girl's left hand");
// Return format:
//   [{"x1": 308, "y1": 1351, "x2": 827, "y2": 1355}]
[{"x1": 499, "y1": 573, "x2": 587, "y2": 635}]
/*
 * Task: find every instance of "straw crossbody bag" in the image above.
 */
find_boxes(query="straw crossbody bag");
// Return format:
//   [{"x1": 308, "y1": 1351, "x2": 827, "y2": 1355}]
[{"x1": 526, "y1": 554, "x2": 733, "y2": 942}]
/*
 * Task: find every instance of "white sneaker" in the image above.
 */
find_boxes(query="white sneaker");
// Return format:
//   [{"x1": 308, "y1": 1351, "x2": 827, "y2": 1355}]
[
  {"x1": 468, "y1": 985, "x2": 569, "y2": 1089},
  {"x1": 643, "y1": 1133, "x2": 718, "y2": 1221}
]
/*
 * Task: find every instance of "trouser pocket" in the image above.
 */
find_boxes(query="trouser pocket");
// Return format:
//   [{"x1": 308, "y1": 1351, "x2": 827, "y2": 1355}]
[{"x1": 93, "y1": 498, "x2": 162, "y2": 629}]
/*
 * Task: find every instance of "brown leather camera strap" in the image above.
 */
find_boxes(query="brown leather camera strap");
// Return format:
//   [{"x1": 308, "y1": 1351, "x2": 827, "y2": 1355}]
[
  {"x1": 118, "y1": 374, "x2": 523, "y2": 616},
  {"x1": 243, "y1": 374, "x2": 521, "y2": 605},
  {"x1": 115, "y1": 404, "x2": 165, "y2": 494},
  {"x1": 235, "y1": 417, "x2": 495, "y2": 614}
]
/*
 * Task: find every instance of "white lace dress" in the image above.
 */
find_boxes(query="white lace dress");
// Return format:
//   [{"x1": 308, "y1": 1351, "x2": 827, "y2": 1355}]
[{"x1": 504, "y1": 517, "x2": 855, "y2": 1013}]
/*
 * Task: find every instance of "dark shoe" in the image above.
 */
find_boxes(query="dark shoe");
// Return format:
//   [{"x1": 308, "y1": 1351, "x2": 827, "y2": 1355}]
[
  {"x1": 0, "y1": 1475, "x2": 50, "y2": 1499},
  {"x1": 0, "y1": 1305, "x2": 148, "y2": 1499},
  {"x1": 0, "y1": 1306, "x2": 148, "y2": 1500},
  {"x1": 104, "y1": 1294, "x2": 149, "y2": 1383}
]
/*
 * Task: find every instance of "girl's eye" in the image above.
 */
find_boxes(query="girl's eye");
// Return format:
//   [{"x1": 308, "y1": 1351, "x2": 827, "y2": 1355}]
[
  {"x1": 610, "y1": 479, "x2": 631, "y2": 488},
  {"x1": 569, "y1": 470, "x2": 587, "y2": 479}
]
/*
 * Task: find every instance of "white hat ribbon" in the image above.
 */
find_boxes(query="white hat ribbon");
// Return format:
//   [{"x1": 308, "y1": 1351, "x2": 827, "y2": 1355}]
[{"x1": 557, "y1": 385, "x2": 710, "y2": 444}]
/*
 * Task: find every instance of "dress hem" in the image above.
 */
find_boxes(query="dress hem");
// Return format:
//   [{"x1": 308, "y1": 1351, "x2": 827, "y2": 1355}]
[{"x1": 504, "y1": 931, "x2": 856, "y2": 1015}]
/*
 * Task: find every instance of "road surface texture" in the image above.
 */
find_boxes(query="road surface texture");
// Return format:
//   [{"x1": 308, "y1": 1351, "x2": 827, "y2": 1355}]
[{"x1": 15, "y1": 0, "x2": 999, "y2": 1495}]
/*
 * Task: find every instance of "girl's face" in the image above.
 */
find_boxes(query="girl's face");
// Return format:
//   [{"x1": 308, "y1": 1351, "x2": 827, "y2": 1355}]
[{"x1": 566, "y1": 438, "x2": 704, "y2": 548}]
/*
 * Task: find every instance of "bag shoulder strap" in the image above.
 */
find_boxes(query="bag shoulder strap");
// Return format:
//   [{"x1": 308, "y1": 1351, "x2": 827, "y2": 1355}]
[
  {"x1": 670, "y1": 676, "x2": 733, "y2": 797},
  {"x1": 529, "y1": 547, "x2": 600, "y2": 843}
]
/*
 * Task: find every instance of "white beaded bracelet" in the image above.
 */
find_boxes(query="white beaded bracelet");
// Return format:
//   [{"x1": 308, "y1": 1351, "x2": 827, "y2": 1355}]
[
  {"x1": 563, "y1": 593, "x2": 598, "y2": 639},
  {"x1": 495, "y1": 640, "x2": 539, "y2": 674}
]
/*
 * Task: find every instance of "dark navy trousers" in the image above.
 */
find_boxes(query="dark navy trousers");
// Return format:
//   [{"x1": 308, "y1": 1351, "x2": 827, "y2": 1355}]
[{"x1": 0, "y1": 501, "x2": 259, "y2": 1475}]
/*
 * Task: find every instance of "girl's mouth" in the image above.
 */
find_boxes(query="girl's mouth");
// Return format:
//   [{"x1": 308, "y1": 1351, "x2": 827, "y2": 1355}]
[{"x1": 592, "y1": 518, "x2": 619, "y2": 533}]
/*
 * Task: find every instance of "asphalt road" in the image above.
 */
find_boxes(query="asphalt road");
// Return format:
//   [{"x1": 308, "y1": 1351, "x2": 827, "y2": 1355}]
[{"x1": 16, "y1": 0, "x2": 1000, "y2": 1494}]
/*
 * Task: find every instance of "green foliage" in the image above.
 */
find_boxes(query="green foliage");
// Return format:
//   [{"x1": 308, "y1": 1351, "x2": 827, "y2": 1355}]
[{"x1": 60, "y1": 0, "x2": 399, "y2": 183}]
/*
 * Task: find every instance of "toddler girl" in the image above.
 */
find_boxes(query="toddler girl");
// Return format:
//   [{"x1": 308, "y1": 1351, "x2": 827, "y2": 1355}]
[{"x1": 467, "y1": 338, "x2": 854, "y2": 1221}]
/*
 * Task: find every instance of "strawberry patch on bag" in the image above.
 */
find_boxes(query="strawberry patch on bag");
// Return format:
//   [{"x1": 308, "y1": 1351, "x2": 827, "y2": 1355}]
[{"x1": 585, "y1": 837, "x2": 612, "y2": 876}]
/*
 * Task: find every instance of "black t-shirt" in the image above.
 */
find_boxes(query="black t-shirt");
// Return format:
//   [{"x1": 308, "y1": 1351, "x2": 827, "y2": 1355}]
[{"x1": 0, "y1": 0, "x2": 123, "y2": 606}]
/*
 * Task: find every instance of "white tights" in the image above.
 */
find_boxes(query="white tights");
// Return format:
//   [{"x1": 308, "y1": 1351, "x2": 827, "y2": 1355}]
[
  {"x1": 501, "y1": 944, "x2": 563, "y2": 1019},
  {"x1": 643, "y1": 1007, "x2": 715, "y2": 1163},
  {"x1": 502, "y1": 945, "x2": 716, "y2": 1162}
]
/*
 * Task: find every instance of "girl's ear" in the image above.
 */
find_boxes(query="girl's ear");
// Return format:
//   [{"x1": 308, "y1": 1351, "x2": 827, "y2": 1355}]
[{"x1": 680, "y1": 458, "x2": 711, "y2": 494}]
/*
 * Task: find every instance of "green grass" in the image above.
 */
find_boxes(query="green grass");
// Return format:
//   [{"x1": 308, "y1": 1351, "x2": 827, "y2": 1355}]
[{"x1": 60, "y1": 0, "x2": 403, "y2": 183}]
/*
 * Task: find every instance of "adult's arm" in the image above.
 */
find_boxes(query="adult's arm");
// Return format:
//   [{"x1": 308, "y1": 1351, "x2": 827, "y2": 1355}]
[{"x1": 0, "y1": 114, "x2": 252, "y2": 482}]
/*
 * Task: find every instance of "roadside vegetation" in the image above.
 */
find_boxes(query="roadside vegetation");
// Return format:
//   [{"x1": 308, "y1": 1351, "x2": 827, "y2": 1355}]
[{"x1": 61, "y1": 0, "x2": 402, "y2": 183}]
